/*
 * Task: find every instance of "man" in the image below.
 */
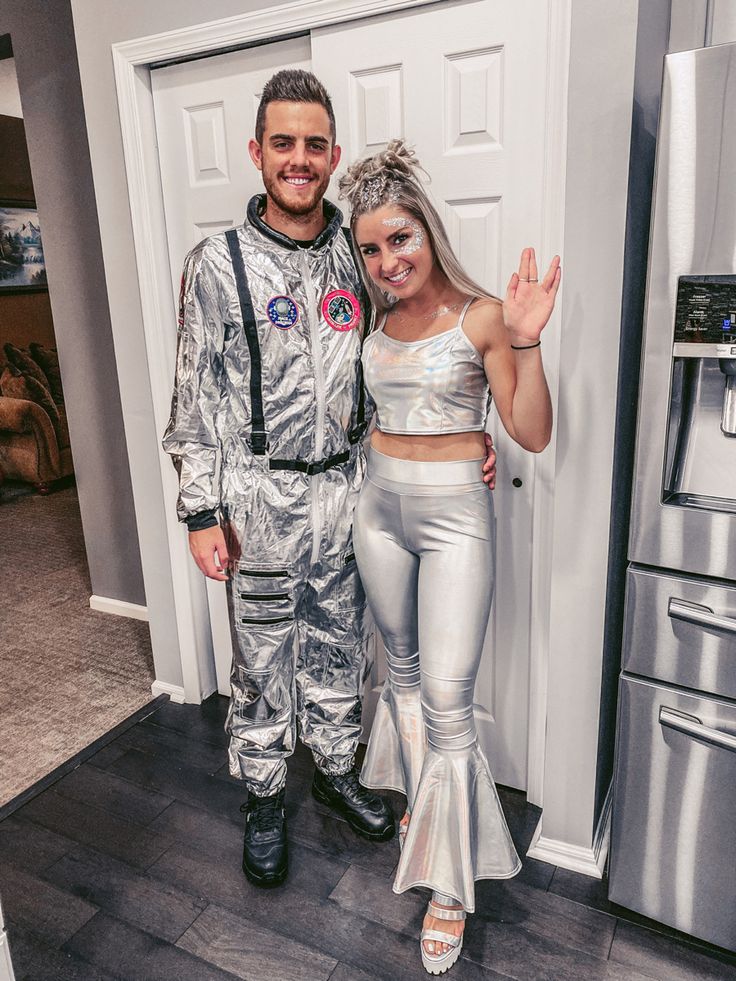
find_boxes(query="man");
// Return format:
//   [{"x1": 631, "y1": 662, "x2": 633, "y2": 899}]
[
  {"x1": 163, "y1": 70, "x2": 495, "y2": 889},
  {"x1": 163, "y1": 70, "x2": 394, "y2": 889}
]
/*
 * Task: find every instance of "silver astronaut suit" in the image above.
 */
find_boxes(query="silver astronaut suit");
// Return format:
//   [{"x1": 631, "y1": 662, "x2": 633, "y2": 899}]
[{"x1": 163, "y1": 195, "x2": 370, "y2": 797}]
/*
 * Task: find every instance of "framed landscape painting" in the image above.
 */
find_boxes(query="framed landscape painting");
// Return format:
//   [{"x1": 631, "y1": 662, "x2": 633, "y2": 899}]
[{"x1": 0, "y1": 204, "x2": 47, "y2": 292}]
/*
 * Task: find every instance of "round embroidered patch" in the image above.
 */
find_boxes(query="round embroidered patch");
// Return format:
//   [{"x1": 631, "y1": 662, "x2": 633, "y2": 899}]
[
  {"x1": 322, "y1": 289, "x2": 361, "y2": 332},
  {"x1": 266, "y1": 295, "x2": 299, "y2": 329}
]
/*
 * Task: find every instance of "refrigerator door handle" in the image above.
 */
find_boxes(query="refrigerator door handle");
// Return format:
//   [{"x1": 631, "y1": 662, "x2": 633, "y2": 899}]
[
  {"x1": 667, "y1": 596, "x2": 736, "y2": 635},
  {"x1": 659, "y1": 706, "x2": 736, "y2": 752}
]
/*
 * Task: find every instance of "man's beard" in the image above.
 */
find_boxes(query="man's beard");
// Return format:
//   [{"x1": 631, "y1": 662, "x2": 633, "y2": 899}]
[{"x1": 262, "y1": 170, "x2": 331, "y2": 221}]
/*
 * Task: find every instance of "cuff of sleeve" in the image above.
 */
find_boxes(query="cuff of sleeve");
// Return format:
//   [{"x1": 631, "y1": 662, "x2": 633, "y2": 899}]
[{"x1": 185, "y1": 509, "x2": 219, "y2": 532}]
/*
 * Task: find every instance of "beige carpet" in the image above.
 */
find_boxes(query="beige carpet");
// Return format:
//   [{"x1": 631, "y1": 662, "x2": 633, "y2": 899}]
[{"x1": 0, "y1": 486, "x2": 155, "y2": 806}]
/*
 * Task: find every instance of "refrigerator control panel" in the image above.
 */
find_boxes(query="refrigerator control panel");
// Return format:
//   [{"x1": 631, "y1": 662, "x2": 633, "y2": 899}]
[{"x1": 674, "y1": 276, "x2": 736, "y2": 344}]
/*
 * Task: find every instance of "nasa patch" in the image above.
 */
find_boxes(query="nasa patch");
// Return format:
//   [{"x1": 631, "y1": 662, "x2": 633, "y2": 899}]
[
  {"x1": 322, "y1": 289, "x2": 361, "y2": 332},
  {"x1": 266, "y1": 295, "x2": 299, "y2": 329}
]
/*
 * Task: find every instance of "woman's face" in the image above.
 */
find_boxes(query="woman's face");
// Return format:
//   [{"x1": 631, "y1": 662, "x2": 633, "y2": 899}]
[{"x1": 355, "y1": 205, "x2": 434, "y2": 301}]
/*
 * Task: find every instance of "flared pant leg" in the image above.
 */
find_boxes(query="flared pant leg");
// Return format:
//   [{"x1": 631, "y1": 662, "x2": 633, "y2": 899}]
[
  {"x1": 354, "y1": 495, "x2": 427, "y2": 808},
  {"x1": 354, "y1": 452, "x2": 521, "y2": 911}
]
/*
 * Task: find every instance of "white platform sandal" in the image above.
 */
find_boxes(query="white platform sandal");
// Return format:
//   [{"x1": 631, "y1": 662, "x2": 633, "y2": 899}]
[{"x1": 420, "y1": 894, "x2": 466, "y2": 975}]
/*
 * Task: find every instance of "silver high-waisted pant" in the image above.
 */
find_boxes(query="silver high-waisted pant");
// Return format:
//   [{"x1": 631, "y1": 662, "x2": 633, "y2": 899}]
[{"x1": 353, "y1": 449, "x2": 521, "y2": 911}]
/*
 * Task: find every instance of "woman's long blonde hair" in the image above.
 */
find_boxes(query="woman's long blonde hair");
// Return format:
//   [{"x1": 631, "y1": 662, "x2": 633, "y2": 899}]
[{"x1": 339, "y1": 139, "x2": 499, "y2": 318}]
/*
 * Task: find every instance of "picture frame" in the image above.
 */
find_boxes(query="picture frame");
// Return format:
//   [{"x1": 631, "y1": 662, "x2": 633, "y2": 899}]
[{"x1": 0, "y1": 201, "x2": 47, "y2": 293}]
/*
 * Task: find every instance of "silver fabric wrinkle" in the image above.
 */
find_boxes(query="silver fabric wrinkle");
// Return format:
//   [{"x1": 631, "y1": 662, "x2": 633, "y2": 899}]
[
  {"x1": 362, "y1": 300, "x2": 490, "y2": 435},
  {"x1": 355, "y1": 450, "x2": 521, "y2": 911}
]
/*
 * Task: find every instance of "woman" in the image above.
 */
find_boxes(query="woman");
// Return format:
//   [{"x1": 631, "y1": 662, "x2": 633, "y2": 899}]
[{"x1": 339, "y1": 141, "x2": 558, "y2": 975}]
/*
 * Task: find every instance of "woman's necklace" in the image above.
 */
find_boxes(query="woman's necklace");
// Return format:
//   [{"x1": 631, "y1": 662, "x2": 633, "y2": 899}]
[{"x1": 391, "y1": 299, "x2": 464, "y2": 325}]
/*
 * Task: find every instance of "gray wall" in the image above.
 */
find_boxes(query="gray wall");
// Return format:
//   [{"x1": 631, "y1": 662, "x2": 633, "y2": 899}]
[
  {"x1": 1, "y1": 0, "x2": 146, "y2": 607},
  {"x1": 540, "y1": 0, "x2": 642, "y2": 851},
  {"x1": 594, "y1": 0, "x2": 671, "y2": 829}
]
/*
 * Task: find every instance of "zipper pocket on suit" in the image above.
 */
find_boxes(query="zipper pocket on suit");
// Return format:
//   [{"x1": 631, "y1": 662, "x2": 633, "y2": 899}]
[
  {"x1": 239, "y1": 591, "x2": 289, "y2": 601},
  {"x1": 238, "y1": 568, "x2": 290, "y2": 578},
  {"x1": 240, "y1": 615, "x2": 294, "y2": 626}
]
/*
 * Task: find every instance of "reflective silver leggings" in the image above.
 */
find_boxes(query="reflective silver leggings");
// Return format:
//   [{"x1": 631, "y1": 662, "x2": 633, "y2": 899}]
[{"x1": 354, "y1": 449, "x2": 521, "y2": 911}]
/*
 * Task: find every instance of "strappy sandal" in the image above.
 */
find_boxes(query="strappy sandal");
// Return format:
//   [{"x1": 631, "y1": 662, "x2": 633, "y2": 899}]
[
  {"x1": 398, "y1": 811, "x2": 410, "y2": 851},
  {"x1": 420, "y1": 894, "x2": 466, "y2": 975}
]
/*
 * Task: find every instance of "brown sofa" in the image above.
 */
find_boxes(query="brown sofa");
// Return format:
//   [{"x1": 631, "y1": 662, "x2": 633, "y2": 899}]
[{"x1": 0, "y1": 343, "x2": 73, "y2": 491}]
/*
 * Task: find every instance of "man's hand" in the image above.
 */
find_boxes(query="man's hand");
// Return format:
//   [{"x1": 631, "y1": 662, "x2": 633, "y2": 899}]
[
  {"x1": 189, "y1": 525, "x2": 230, "y2": 581},
  {"x1": 482, "y1": 432, "x2": 497, "y2": 489}
]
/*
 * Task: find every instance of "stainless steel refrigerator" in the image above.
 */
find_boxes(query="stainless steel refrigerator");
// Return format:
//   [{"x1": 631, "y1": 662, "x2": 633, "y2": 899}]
[{"x1": 608, "y1": 41, "x2": 736, "y2": 952}]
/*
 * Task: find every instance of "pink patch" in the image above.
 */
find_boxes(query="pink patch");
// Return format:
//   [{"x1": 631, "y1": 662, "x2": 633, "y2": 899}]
[{"x1": 322, "y1": 289, "x2": 361, "y2": 332}]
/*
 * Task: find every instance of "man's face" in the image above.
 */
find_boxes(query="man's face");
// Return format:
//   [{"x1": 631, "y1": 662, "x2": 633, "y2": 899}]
[{"x1": 248, "y1": 101, "x2": 341, "y2": 218}]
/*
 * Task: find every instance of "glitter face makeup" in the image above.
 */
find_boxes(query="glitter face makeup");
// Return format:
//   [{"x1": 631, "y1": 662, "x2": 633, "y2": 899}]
[{"x1": 382, "y1": 215, "x2": 426, "y2": 256}]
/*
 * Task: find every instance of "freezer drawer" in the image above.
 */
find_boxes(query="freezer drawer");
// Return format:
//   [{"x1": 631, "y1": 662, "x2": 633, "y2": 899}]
[
  {"x1": 623, "y1": 566, "x2": 736, "y2": 698},
  {"x1": 609, "y1": 675, "x2": 736, "y2": 951}
]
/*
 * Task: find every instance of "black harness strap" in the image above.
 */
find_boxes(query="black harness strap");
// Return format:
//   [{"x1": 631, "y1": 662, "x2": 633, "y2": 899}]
[
  {"x1": 269, "y1": 449, "x2": 350, "y2": 476},
  {"x1": 340, "y1": 226, "x2": 368, "y2": 445},
  {"x1": 226, "y1": 229, "x2": 267, "y2": 455}
]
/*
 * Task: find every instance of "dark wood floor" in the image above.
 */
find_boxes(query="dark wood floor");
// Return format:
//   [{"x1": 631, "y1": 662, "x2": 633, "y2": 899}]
[{"x1": 2, "y1": 695, "x2": 735, "y2": 981}]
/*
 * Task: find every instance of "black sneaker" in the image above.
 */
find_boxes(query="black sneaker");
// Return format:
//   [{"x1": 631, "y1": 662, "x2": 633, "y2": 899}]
[
  {"x1": 312, "y1": 767, "x2": 395, "y2": 842},
  {"x1": 241, "y1": 788, "x2": 288, "y2": 887}
]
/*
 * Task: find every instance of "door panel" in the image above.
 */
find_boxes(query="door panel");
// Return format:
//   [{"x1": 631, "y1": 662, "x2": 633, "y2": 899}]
[{"x1": 313, "y1": 0, "x2": 550, "y2": 788}]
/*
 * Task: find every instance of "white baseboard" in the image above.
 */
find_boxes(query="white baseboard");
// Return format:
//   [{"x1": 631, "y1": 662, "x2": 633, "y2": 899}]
[
  {"x1": 527, "y1": 783, "x2": 613, "y2": 879},
  {"x1": 151, "y1": 680, "x2": 186, "y2": 703},
  {"x1": 89, "y1": 595, "x2": 149, "y2": 621}
]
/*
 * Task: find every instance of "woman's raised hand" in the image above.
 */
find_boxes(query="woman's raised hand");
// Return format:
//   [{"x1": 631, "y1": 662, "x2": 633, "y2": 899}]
[{"x1": 503, "y1": 248, "x2": 561, "y2": 344}]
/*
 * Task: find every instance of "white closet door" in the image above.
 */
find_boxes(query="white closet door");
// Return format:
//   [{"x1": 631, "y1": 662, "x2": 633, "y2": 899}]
[
  {"x1": 313, "y1": 0, "x2": 550, "y2": 789},
  {"x1": 152, "y1": 36, "x2": 312, "y2": 697}
]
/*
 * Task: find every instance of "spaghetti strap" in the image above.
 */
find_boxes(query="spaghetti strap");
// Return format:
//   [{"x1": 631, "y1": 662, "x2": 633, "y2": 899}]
[{"x1": 457, "y1": 297, "x2": 475, "y2": 329}]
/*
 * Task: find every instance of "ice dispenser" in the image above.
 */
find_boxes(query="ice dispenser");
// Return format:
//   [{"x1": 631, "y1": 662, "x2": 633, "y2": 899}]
[{"x1": 664, "y1": 277, "x2": 736, "y2": 512}]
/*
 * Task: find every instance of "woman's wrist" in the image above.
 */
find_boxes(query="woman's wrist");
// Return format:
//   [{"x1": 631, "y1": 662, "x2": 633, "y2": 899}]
[{"x1": 507, "y1": 328, "x2": 539, "y2": 346}]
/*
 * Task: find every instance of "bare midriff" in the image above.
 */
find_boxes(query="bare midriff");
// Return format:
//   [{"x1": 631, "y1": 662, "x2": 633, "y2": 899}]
[{"x1": 371, "y1": 429, "x2": 486, "y2": 461}]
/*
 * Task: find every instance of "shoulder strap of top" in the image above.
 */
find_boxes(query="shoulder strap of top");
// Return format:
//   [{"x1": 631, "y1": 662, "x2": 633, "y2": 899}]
[{"x1": 457, "y1": 296, "x2": 476, "y2": 329}]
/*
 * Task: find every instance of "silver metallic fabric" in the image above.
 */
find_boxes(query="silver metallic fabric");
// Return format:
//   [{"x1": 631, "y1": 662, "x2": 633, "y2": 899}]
[
  {"x1": 354, "y1": 449, "x2": 521, "y2": 911},
  {"x1": 163, "y1": 197, "x2": 371, "y2": 796},
  {"x1": 362, "y1": 300, "x2": 490, "y2": 435}
]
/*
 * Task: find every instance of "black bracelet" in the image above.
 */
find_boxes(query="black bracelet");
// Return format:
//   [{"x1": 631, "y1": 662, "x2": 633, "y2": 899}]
[{"x1": 511, "y1": 340, "x2": 541, "y2": 350}]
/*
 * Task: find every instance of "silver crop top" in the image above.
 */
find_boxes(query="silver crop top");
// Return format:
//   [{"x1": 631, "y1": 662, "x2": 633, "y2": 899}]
[{"x1": 362, "y1": 298, "x2": 490, "y2": 435}]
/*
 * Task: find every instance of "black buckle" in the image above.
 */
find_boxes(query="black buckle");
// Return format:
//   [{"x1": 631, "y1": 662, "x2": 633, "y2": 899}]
[
  {"x1": 268, "y1": 449, "x2": 350, "y2": 476},
  {"x1": 250, "y1": 432, "x2": 269, "y2": 455}
]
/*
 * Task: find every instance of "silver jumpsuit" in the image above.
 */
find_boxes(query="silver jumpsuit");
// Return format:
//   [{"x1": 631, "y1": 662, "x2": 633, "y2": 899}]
[
  {"x1": 354, "y1": 300, "x2": 521, "y2": 911},
  {"x1": 163, "y1": 195, "x2": 370, "y2": 797}
]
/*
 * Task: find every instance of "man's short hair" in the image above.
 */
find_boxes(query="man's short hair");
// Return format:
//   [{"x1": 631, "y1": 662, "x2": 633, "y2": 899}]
[{"x1": 255, "y1": 69, "x2": 336, "y2": 144}]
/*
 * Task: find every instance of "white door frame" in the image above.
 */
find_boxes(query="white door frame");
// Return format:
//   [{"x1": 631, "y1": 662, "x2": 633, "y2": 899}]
[{"x1": 111, "y1": 0, "x2": 570, "y2": 805}]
